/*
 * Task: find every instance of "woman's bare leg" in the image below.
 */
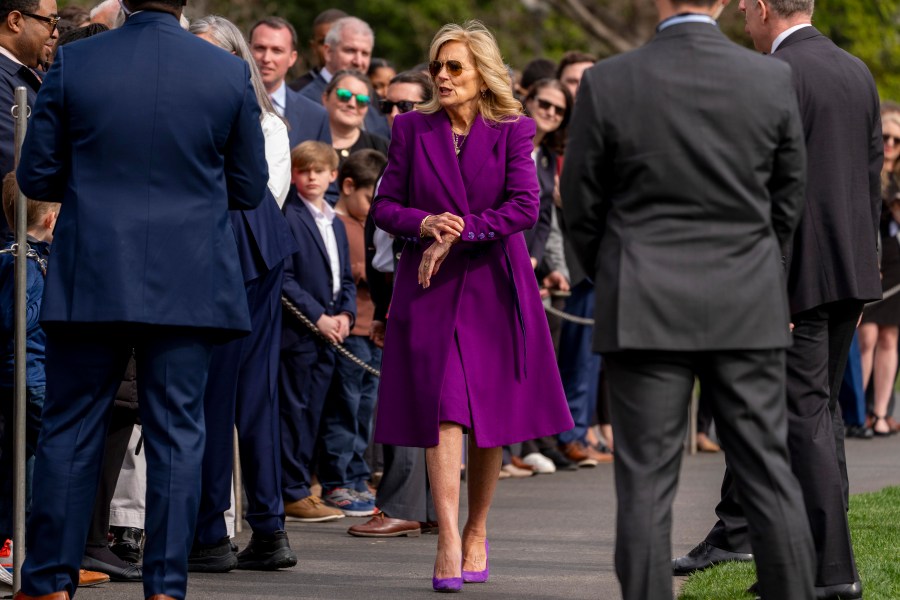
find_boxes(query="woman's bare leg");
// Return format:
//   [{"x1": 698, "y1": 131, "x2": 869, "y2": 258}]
[
  {"x1": 426, "y1": 422, "x2": 464, "y2": 579},
  {"x1": 461, "y1": 436, "x2": 502, "y2": 572},
  {"x1": 873, "y1": 326, "x2": 899, "y2": 433}
]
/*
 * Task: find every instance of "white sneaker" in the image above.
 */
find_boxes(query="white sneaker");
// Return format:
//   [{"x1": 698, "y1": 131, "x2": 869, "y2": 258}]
[{"x1": 522, "y1": 452, "x2": 556, "y2": 474}]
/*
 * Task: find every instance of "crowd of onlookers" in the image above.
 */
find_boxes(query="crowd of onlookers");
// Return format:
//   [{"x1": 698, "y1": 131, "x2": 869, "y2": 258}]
[{"x1": 0, "y1": 0, "x2": 896, "y2": 588}]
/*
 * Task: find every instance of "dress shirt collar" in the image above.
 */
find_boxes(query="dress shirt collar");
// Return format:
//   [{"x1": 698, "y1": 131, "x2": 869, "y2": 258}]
[
  {"x1": 302, "y1": 195, "x2": 336, "y2": 225},
  {"x1": 771, "y1": 23, "x2": 812, "y2": 54},
  {"x1": 0, "y1": 46, "x2": 24, "y2": 68},
  {"x1": 657, "y1": 13, "x2": 718, "y2": 32},
  {"x1": 320, "y1": 67, "x2": 333, "y2": 83},
  {"x1": 270, "y1": 81, "x2": 287, "y2": 117}
]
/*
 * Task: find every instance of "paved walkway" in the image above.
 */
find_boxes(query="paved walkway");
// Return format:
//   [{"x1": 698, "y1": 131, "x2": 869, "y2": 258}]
[{"x1": 19, "y1": 429, "x2": 900, "y2": 599}]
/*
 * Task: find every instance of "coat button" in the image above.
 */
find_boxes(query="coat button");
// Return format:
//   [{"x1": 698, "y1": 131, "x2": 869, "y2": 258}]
[
  {"x1": 488, "y1": 232, "x2": 495, "y2": 238},
  {"x1": 478, "y1": 233, "x2": 486, "y2": 240},
  {"x1": 467, "y1": 232, "x2": 475, "y2": 240}
]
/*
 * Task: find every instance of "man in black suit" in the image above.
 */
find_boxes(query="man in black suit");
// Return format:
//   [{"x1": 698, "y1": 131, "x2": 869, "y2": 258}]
[
  {"x1": 672, "y1": 2, "x2": 882, "y2": 599},
  {"x1": 562, "y1": 1, "x2": 815, "y2": 599}
]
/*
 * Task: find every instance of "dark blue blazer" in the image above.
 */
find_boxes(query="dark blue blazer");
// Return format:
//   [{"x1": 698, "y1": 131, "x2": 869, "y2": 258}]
[
  {"x1": 17, "y1": 11, "x2": 268, "y2": 335},
  {"x1": 231, "y1": 188, "x2": 298, "y2": 283},
  {"x1": 0, "y1": 52, "x2": 41, "y2": 239},
  {"x1": 284, "y1": 87, "x2": 331, "y2": 149},
  {"x1": 281, "y1": 191, "x2": 356, "y2": 351},
  {"x1": 299, "y1": 71, "x2": 391, "y2": 140}
]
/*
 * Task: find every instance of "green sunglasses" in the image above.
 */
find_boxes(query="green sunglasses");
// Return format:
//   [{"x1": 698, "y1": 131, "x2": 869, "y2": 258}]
[{"x1": 335, "y1": 88, "x2": 371, "y2": 108}]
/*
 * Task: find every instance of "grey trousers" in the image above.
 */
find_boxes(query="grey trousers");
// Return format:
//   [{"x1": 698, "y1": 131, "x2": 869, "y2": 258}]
[
  {"x1": 605, "y1": 349, "x2": 815, "y2": 600},
  {"x1": 375, "y1": 444, "x2": 435, "y2": 522}
]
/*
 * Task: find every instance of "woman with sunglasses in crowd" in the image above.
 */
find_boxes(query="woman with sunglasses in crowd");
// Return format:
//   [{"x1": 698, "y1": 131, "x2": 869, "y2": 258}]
[
  {"x1": 322, "y1": 70, "x2": 389, "y2": 171},
  {"x1": 858, "y1": 105, "x2": 900, "y2": 437},
  {"x1": 521, "y1": 78, "x2": 571, "y2": 269},
  {"x1": 370, "y1": 21, "x2": 572, "y2": 593},
  {"x1": 380, "y1": 70, "x2": 432, "y2": 131}
]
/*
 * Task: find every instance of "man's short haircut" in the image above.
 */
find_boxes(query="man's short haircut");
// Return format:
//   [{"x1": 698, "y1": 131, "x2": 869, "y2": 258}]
[
  {"x1": 127, "y1": 0, "x2": 181, "y2": 13},
  {"x1": 556, "y1": 51, "x2": 597, "y2": 80},
  {"x1": 0, "y1": 0, "x2": 39, "y2": 20},
  {"x1": 389, "y1": 70, "x2": 433, "y2": 103},
  {"x1": 249, "y1": 16, "x2": 299, "y2": 52},
  {"x1": 671, "y1": 0, "x2": 719, "y2": 8},
  {"x1": 291, "y1": 141, "x2": 339, "y2": 172},
  {"x1": 2, "y1": 172, "x2": 59, "y2": 230},
  {"x1": 323, "y1": 16, "x2": 374, "y2": 48},
  {"x1": 765, "y1": 0, "x2": 814, "y2": 17},
  {"x1": 312, "y1": 8, "x2": 348, "y2": 30},
  {"x1": 520, "y1": 58, "x2": 557, "y2": 93},
  {"x1": 339, "y1": 149, "x2": 387, "y2": 190}
]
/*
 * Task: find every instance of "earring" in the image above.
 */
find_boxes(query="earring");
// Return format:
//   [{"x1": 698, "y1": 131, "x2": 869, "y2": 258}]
[{"x1": 481, "y1": 89, "x2": 487, "y2": 98}]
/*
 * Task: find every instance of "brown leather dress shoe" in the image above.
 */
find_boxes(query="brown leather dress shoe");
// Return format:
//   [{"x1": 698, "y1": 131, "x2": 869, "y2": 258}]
[
  {"x1": 146, "y1": 595, "x2": 177, "y2": 600},
  {"x1": 78, "y1": 569, "x2": 110, "y2": 587},
  {"x1": 887, "y1": 416, "x2": 900, "y2": 432},
  {"x1": 13, "y1": 592, "x2": 69, "y2": 600},
  {"x1": 347, "y1": 512, "x2": 422, "y2": 537},
  {"x1": 696, "y1": 433, "x2": 721, "y2": 453}
]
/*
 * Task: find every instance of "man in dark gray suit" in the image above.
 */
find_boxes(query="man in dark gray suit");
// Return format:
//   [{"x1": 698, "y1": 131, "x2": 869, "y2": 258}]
[
  {"x1": 672, "y1": 2, "x2": 882, "y2": 599},
  {"x1": 561, "y1": 0, "x2": 815, "y2": 599}
]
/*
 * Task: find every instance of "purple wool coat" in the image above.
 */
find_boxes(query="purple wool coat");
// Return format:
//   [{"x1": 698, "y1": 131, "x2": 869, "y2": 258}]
[{"x1": 371, "y1": 110, "x2": 574, "y2": 448}]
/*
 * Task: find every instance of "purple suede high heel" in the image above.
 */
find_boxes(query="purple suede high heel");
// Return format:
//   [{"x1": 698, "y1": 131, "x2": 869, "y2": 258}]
[
  {"x1": 462, "y1": 539, "x2": 490, "y2": 583},
  {"x1": 432, "y1": 574, "x2": 463, "y2": 593}
]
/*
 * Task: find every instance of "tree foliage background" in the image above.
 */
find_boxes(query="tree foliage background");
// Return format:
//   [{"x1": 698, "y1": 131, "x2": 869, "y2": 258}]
[{"x1": 66, "y1": 0, "x2": 900, "y2": 100}]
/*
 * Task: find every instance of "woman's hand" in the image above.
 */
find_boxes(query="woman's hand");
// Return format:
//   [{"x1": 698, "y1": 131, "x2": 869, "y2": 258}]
[
  {"x1": 418, "y1": 239, "x2": 455, "y2": 289},
  {"x1": 421, "y1": 212, "x2": 465, "y2": 244}
]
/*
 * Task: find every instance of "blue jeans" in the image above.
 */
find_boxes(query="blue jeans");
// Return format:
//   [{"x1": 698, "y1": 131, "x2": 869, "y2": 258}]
[
  {"x1": 838, "y1": 332, "x2": 866, "y2": 427},
  {"x1": 557, "y1": 281, "x2": 601, "y2": 445},
  {"x1": 319, "y1": 335, "x2": 381, "y2": 491},
  {"x1": 0, "y1": 385, "x2": 44, "y2": 539}
]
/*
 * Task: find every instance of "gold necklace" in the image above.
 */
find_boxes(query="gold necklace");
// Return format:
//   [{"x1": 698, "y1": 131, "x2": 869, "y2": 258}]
[{"x1": 452, "y1": 130, "x2": 467, "y2": 156}]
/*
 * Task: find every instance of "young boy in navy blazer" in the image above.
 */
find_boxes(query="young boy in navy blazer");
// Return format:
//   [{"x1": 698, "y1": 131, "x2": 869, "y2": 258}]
[{"x1": 279, "y1": 141, "x2": 356, "y2": 522}]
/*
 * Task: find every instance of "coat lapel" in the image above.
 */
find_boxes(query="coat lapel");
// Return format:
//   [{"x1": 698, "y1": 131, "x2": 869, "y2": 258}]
[
  {"x1": 459, "y1": 115, "x2": 500, "y2": 198},
  {"x1": 294, "y1": 200, "x2": 329, "y2": 264},
  {"x1": 420, "y1": 112, "x2": 469, "y2": 215}
]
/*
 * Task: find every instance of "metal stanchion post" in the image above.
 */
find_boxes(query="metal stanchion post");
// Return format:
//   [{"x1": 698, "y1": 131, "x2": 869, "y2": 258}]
[{"x1": 12, "y1": 85, "x2": 30, "y2": 593}]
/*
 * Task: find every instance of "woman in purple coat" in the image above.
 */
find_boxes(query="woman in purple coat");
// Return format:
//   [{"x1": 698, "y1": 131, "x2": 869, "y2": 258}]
[{"x1": 370, "y1": 20, "x2": 573, "y2": 592}]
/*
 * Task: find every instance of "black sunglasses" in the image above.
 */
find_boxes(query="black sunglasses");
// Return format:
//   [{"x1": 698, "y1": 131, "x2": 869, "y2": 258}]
[
  {"x1": 380, "y1": 99, "x2": 417, "y2": 115},
  {"x1": 20, "y1": 11, "x2": 59, "y2": 34},
  {"x1": 429, "y1": 60, "x2": 468, "y2": 78},
  {"x1": 884, "y1": 134, "x2": 900, "y2": 146},
  {"x1": 334, "y1": 88, "x2": 370, "y2": 108},
  {"x1": 534, "y1": 98, "x2": 566, "y2": 118}
]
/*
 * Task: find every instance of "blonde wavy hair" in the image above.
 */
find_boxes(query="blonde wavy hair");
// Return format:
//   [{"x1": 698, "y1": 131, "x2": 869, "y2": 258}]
[{"x1": 418, "y1": 20, "x2": 523, "y2": 123}]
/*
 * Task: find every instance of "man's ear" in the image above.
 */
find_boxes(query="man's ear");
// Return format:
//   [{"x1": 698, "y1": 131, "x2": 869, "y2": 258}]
[
  {"x1": 6, "y1": 11, "x2": 24, "y2": 34},
  {"x1": 758, "y1": 0, "x2": 769, "y2": 22},
  {"x1": 341, "y1": 177, "x2": 355, "y2": 196}
]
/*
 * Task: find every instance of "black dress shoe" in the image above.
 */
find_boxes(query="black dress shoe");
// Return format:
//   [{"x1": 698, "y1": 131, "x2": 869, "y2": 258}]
[
  {"x1": 109, "y1": 526, "x2": 144, "y2": 564},
  {"x1": 235, "y1": 530, "x2": 297, "y2": 571},
  {"x1": 539, "y1": 448, "x2": 578, "y2": 472},
  {"x1": 188, "y1": 536, "x2": 238, "y2": 573},
  {"x1": 82, "y1": 551, "x2": 142, "y2": 582},
  {"x1": 671, "y1": 541, "x2": 753, "y2": 575},
  {"x1": 815, "y1": 580, "x2": 862, "y2": 600}
]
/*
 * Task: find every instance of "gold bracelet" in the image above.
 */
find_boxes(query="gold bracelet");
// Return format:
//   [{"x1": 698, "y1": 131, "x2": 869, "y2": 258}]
[{"x1": 420, "y1": 215, "x2": 431, "y2": 238}]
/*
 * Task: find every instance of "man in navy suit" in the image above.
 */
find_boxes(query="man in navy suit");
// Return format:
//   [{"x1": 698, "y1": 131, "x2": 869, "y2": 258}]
[
  {"x1": 14, "y1": 0, "x2": 268, "y2": 598},
  {"x1": 296, "y1": 16, "x2": 391, "y2": 140},
  {"x1": 248, "y1": 16, "x2": 330, "y2": 149},
  {"x1": 0, "y1": 0, "x2": 58, "y2": 239}
]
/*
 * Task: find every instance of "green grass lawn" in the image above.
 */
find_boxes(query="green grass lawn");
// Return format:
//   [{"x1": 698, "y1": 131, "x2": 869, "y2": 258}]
[{"x1": 679, "y1": 486, "x2": 900, "y2": 600}]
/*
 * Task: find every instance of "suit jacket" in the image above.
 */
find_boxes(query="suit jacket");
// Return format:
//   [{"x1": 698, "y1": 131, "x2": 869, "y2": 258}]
[
  {"x1": 17, "y1": 11, "x2": 267, "y2": 336},
  {"x1": 371, "y1": 110, "x2": 573, "y2": 448},
  {"x1": 299, "y1": 71, "x2": 392, "y2": 139},
  {"x1": 0, "y1": 51, "x2": 41, "y2": 239},
  {"x1": 774, "y1": 27, "x2": 883, "y2": 314},
  {"x1": 562, "y1": 22, "x2": 806, "y2": 353},
  {"x1": 280, "y1": 192, "x2": 356, "y2": 351},
  {"x1": 523, "y1": 145, "x2": 554, "y2": 266},
  {"x1": 284, "y1": 86, "x2": 331, "y2": 149}
]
